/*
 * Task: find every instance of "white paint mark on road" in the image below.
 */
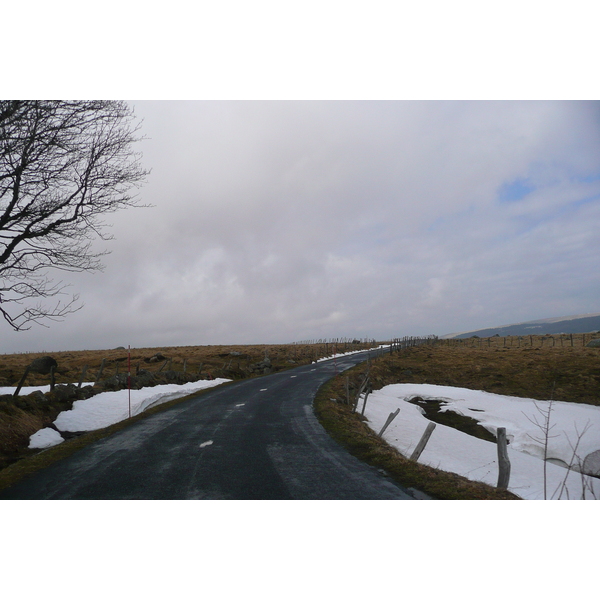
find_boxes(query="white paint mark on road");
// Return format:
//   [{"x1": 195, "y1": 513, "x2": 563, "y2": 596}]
[
  {"x1": 260, "y1": 389, "x2": 268, "y2": 391},
  {"x1": 235, "y1": 403, "x2": 245, "y2": 407},
  {"x1": 199, "y1": 440, "x2": 214, "y2": 448}
]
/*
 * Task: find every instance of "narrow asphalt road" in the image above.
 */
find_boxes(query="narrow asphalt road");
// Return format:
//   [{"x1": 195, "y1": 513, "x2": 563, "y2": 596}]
[{"x1": 1, "y1": 351, "x2": 418, "y2": 499}]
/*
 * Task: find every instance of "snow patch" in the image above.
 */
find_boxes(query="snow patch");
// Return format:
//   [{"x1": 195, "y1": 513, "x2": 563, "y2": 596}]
[
  {"x1": 28, "y1": 428, "x2": 64, "y2": 449},
  {"x1": 362, "y1": 383, "x2": 600, "y2": 500}
]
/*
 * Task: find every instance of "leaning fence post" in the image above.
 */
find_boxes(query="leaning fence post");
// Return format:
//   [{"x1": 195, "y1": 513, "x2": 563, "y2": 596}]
[
  {"x1": 13, "y1": 366, "x2": 31, "y2": 399},
  {"x1": 360, "y1": 388, "x2": 371, "y2": 416},
  {"x1": 378, "y1": 408, "x2": 400, "y2": 438},
  {"x1": 410, "y1": 422, "x2": 436, "y2": 461},
  {"x1": 496, "y1": 427, "x2": 511, "y2": 490},
  {"x1": 353, "y1": 374, "x2": 370, "y2": 412}
]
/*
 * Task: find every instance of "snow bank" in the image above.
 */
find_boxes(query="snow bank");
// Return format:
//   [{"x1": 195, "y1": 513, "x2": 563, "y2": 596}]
[
  {"x1": 29, "y1": 428, "x2": 65, "y2": 449},
  {"x1": 20, "y1": 378, "x2": 230, "y2": 450},
  {"x1": 53, "y1": 379, "x2": 230, "y2": 432},
  {"x1": 360, "y1": 383, "x2": 600, "y2": 500},
  {"x1": 316, "y1": 345, "x2": 389, "y2": 362}
]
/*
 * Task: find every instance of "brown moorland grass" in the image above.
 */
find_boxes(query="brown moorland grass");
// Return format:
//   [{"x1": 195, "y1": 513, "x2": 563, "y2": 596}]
[{"x1": 384, "y1": 335, "x2": 600, "y2": 405}]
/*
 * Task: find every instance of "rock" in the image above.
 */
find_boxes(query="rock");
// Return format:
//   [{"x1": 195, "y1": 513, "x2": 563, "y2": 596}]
[
  {"x1": 24, "y1": 390, "x2": 47, "y2": 403},
  {"x1": 77, "y1": 385, "x2": 97, "y2": 399},
  {"x1": 29, "y1": 356, "x2": 58, "y2": 375},
  {"x1": 131, "y1": 369, "x2": 156, "y2": 390},
  {"x1": 146, "y1": 353, "x2": 167, "y2": 363},
  {"x1": 582, "y1": 449, "x2": 600, "y2": 476},
  {"x1": 586, "y1": 339, "x2": 600, "y2": 348},
  {"x1": 248, "y1": 358, "x2": 273, "y2": 375},
  {"x1": 133, "y1": 370, "x2": 156, "y2": 388},
  {"x1": 48, "y1": 384, "x2": 79, "y2": 402},
  {"x1": 95, "y1": 373, "x2": 129, "y2": 391}
]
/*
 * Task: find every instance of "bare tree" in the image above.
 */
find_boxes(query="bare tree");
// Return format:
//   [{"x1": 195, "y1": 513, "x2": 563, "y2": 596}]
[{"x1": 0, "y1": 100, "x2": 148, "y2": 330}]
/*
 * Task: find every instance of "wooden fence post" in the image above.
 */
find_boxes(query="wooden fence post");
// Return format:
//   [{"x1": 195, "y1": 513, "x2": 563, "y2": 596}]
[
  {"x1": 353, "y1": 374, "x2": 370, "y2": 412},
  {"x1": 13, "y1": 366, "x2": 31, "y2": 399},
  {"x1": 378, "y1": 408, "x2": 400, "y2": 438},
  {"x1": 360, "y1": 388, "x2": 371, "y2": 417},
  {"x1": 410, "y1": 422, "x2": 436, "y2": 461},
  {"x1": 50, "y1": 366, "x2": 56, "y2": 391},
  {"x1": 78, "y1": 365, "x2": 88, "y2": 388},
  {"x1": 496, "y1": 427, "x2": 511, "y2": 490},
  {"x1": 95, "y1": 359, "x2": 106, "y2": 382}
]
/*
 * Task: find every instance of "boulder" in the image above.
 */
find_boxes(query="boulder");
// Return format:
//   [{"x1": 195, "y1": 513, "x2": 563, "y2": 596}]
[
  {"x1": 48, "y1": 384, "x2": 79, "y2": 402},
  {"x1": 24, "y1": 390, "x2": 48, "y2": 404},
  {"x1": 145, "y1": 353, "x2": 167, "y2": 363},
  {"x1": 95, "y1": 373, "x2": 129, "y2": 391},
  {"x1": 586, "y1": 339, "x2": 600, "y2": 348},
  {"x1": 582, "y1": 449, "x2": 600, "y2": 476},
  {"x1": 133, "y1": 370, "x2": 156, "y2": 388},
  {"x1": 248, "y1": 358, "x2": 272, "y2": 375},
  {"x1": 29, "y1": 356, "x2": 58, "y2": 375},
  {"x1": 77, "y1": 385, "x2": 97, "y2": 399}
]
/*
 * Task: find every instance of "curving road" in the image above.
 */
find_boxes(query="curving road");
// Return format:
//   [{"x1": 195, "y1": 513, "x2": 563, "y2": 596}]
[{"x1": 0, "y1": 351, "x2": 418, "y2": 499}]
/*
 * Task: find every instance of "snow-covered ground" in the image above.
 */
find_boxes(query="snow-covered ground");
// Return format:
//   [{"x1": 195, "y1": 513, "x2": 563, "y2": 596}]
[
  {"x1": 0, "y1": 379, "x2": 230, "y2": 450},
  {"x1": 315, "y1": 345, "x2": 390, "y2": 362},
  {"x1": 359, "y1": 383, "x2": 600, "y2": 500}
]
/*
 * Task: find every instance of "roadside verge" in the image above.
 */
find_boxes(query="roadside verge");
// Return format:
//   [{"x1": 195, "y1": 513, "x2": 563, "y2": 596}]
[{"x1": 313, "y1": 364, "x2": 520, "y2": 500}]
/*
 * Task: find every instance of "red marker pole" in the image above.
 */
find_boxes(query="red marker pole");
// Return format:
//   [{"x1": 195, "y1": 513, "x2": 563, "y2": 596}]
[{"x1": 128, "y1": 345, "x2": 131, "y2": 418}]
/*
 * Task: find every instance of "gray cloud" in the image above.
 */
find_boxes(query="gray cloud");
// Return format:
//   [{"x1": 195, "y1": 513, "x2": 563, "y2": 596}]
[{"x1": 2, "y1": 101, "x2": 599, "y2": 353}]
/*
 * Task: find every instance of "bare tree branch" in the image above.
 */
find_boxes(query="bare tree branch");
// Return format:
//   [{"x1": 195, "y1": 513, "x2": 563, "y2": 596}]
[{"x1": 0, "y1": 100, "x2": 149, "y2": 331}]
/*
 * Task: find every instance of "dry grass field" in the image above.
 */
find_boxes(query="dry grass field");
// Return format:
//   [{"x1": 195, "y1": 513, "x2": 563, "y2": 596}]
[
  {"x1": 377, "y1": 334, "x2": 600, "y2": 405},
  {"x1": 0, "y1": 342, "x2": 359, "y2": 388}
]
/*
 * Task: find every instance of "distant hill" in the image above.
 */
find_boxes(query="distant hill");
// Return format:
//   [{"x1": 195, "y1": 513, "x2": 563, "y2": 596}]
[{"x1": 444, "y1": 313, "x2": 600, "y2": 339}]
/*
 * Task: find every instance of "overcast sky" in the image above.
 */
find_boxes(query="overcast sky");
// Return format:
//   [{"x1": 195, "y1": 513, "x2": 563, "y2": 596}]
[{"x1": 2, "y1": 100, "x2": 599, "y2": 353}]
